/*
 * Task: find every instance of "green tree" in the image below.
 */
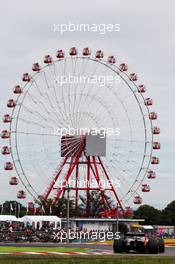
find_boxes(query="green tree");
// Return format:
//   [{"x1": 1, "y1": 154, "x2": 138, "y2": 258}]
[
  {"x1": 79, "y1": 191, "x2": 113, "y2": 217},
  {"x1": 161, "y1": 200, "x2": 175, "y2": 225},
  {"x1": 35, "y1": 197, "x2": 77, "y2": 217},
  {"x1": 134, "y1": 204, "x2": 161, "y2": 224},
  {"x1": 0, "y1": 201, "x2": 26, "y2": 217}
]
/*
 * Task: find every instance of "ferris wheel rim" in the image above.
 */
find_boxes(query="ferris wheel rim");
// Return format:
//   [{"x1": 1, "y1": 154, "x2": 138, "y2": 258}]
[{"x1": 3, "y1": 51, "x2": 157, "y2": 207}]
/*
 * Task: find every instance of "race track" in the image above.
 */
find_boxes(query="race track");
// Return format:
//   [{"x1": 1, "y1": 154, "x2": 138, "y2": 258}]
[{"x1": 0, "y1": 242, "x2": 174, "y2": 256}]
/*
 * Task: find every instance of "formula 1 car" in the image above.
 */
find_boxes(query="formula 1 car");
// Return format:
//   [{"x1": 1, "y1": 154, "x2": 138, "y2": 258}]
[{"x1": 113, "y1": 224, "x2": 165, "y2": 254}]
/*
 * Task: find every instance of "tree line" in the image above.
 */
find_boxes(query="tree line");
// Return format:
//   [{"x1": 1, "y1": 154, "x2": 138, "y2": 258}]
[
  {"x1": 1, "y1": 196, "x2": 175, "y2": 226},
  {"x1": 134, "y1": 201, "x2": 175, "y2": 225}
]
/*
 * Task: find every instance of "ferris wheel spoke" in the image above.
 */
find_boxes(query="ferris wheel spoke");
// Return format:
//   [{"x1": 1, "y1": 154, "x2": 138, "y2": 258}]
[
  {"x1": 19, "y1": 103, "x2": 60, "y2": 128},
  {"x1": 41, "y1": 70, "x2": 60, "y2": 108},
  {"x1": 59, "y1": 59, "x2": 70, "y2": 121},
  {"x1": 72, "y1": 110, "x2": 104, "y2": 132},
  {"x1": 71, "y1": 58, "x2": 91, "y2": 127},
  {"x1": 72, "y1": 97, "x2": 102, "y2": 127},
  {"x1": 11, "y1": 137, "x2": 58, "y2": 148},
  {"x1": 78, "y1": 91, "x2": 119, "y2": 128},
  {"x1": 74, "y1": 60, "x2": 100, "y2": 125},
  {"x1": 12, "y1": 142, "x2": 59, "y2": 160},
  {"x1": 108, "y1": 157, "x2": 139, "y2": 183},
  {"x1": 39, "y1": 70, "x2": 69, "y2": 123},
  {"x1": 22, "y1": 161, "x2": 58, "y2": 187},
  {"x1": 66, "y1": 57, "x2": 79, "y2": 127},
  {"x1": 14, "y1": 147, "x2": 60, "y2": 158},
  {"x1": 48, "y1": 60, "x2": 72, "y2": 123},
  {"x1": 15, "y1": 117, "x2": 53, "y2": 130},
  {"x1": 61, "y1": 139, "x2": 82, "y2": 153},
  {"x1": 75, "y1": 65, "x2": 117, "y2": 122},
  {"x1": 101, "y1": 158, "x2": 131, "y2": 198},
  {"x1": 59, "y1": 140, "x2": 82, "y2": 158},
  {"x1": 126, "y1": 175, "x2": 147, "y2": 201},
  {"x1": 15, "y1": 155, "x2": 60, "y2": 181},
  {"x1": 78, "y1": 102, "x2": 114, "y2": 127},
  {"x1": 27, "y1": 85, "x2": 66, "y2": 128},
  {"x1": 67, "y1": 57, "x2": 78, "y2": 127},
  {"x1": 77, "y1": 93, "x2": 116, "y2": 128},
  {"x1": 112, "y1": 157, "x2": 146, "y2": 198},
  {"x1": 112, "y1": 145, "x2": 144, "y2": 163},
  {"x1": 16, "y1": 148, "x2": 59, "y2": 166},
  {"x1": 29, "y1": 150, "x2": 59, "y2": 165},
  {"x1": 26, "y1": 90, "x2": 57, "y2": 121},
  {"x1": 104, "y1": 164, "x2": 136, "y2": 200},
  {"x1": 112, "y1": 154, "x2": 143, "y2": 174},
  {"x1": 77, "y1": 86, "x2": 110, "y2": 123},
  {"x1": 46, "y1": 66, "x2": 72, "y2": 124},
  {"x1": 85, "y1": 81, "x2": 134, "y2": 141},
  {"x1": 72, "y1": 59, "x2": 93, "y2": 128},
  {"x1": 32, "y1": 81, "x2": 67, "y2": 125},
  {"x1": 32, "y1": 77, "x2": 59, "y2": 111},
  {"x1": 11, "y1": 131, "x2": 59, "y2": 137},
  {"x1": 54, "y1": 59, "x2": 80, "y2": 127}
]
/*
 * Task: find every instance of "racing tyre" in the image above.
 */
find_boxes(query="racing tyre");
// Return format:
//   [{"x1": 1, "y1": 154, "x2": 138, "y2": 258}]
[
  {"x1": 158, "y1": 238, "x2": 165, "y2": 253},
  {"x1": 147, "y1": 238, "x2": 159, "y2": 254},
  {"x1": 113, "y1": 238, "x2": 125, "y2": 253}
]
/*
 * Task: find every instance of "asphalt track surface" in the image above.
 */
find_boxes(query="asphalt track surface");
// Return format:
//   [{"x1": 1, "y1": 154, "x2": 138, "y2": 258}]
[{"x1": 0, "y1": 242, "x2": 175, "y2": 256}]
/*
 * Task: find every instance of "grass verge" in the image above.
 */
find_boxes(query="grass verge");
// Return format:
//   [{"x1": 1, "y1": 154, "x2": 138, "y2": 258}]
[
  {"x1": 0, "y1": 246, "x2": 87, "y2": 253},
  {"x1": 0, "y1": 255, "x2": 175, "y2": 264}
]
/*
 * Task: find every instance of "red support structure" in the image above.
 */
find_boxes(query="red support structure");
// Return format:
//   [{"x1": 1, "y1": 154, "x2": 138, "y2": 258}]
[
  {"x1": 91, "y1": 156, "x2": 112, "y2": 209},
  {"x1": 86, "y1": 156, "x2": 90, "y2": 214},
  {"x1": 42, "y1": 136, "x2": 124, "y2": 216},
  {"x1": 43, "y1": 157, "x2": 68, "y2": 200},
  {"x1": 52, "y1": 146, "x2": 84, "y2": 204},
  {"x1": 98, "y1": 157, "x2": 124, "y2": 212},
  {"x1": 75, "y1": 164, "x2": 79, "y2": 209}
]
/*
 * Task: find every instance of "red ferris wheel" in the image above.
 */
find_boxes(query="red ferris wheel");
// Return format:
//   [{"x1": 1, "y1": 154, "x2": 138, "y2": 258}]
[{"x1": 1, "y1": 47, "x2": 160, "y2": 217}]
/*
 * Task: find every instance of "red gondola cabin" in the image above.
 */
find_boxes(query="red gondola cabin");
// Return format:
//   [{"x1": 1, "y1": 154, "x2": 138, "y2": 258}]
[
  {"x1": 142, "y1": 184, "x2": 150, "y2": 192},
  {"x1": 133, "y1": 196, "x2": 142, "y2": 204},
  {"x1": 17, "y1": 190, "x2": 26, "y2": 199},
  {"x1": 149, "y1": 112, "x2": 158, "y2": 120},
  {"x1": 69, "y1": 47, "x2": 78, "y2": 56},
  {"x1": 3, "y1": 114, "x2": 12, "y2": 123},
  {"x1": 129, "y1": 73, "x2": 138, "y2": 81},
  {"x1": 13, "y1": 85, "x2": 23, "y2": 94},
  {"x1": 119, "y1": 63, "x2": 128, "y2": 71},
  {"x1": 138, "y1": 84, "x2": 146, "y2": 93},
  {"x1": 44, "y1": 55, "x2": 53, "y2": 64},
  {"x1": 147, "y1": 170, "x2": 156, "y2": 179},
  {"x1": 56, "y1": 50, "x2": 65, "y2": 59},
  {"x1": 107, "y1": 55, "x2": 116, "y2": 64},
  {"x1": 82, "y1": 47, "x2": 91, "y2": 56},
  {"x1": 151, "y1": 156, "x2": 159, "y2": 164},
  {"x1": 10, "y1": 177, "x2": 18, "y2": 185},
  {"x1": 7, "y1": 99, "x2": 16, "y2": 108},
  {"x1": 32, "y1": 62, "x2": 41, "y2": 72},
  {"x1": 1, "y1": 146, "x2": 11, "y2": 155},
  {"x1": 4, "y1": 162, "x2": 13, "y2": 170},
  {"x1": 22, "y1": 73, "x2": 31, "y2": 82},
  {"x1": 1, "y1": 130, "x2": 10, "y2": 139},
  {"x1": 95, "y1": 50, "x2": 104, "y2": 59}
]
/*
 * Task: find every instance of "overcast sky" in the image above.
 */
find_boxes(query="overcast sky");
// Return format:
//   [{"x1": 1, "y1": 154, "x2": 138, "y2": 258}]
[{"x1": 0, "y1": 0, "x2": 174, "y2": 209}]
